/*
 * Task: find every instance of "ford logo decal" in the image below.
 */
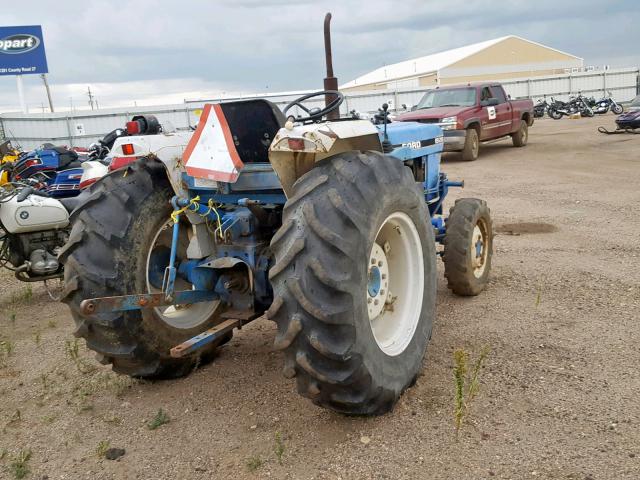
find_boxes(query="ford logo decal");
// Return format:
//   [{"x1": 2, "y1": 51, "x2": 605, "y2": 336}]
[{"x1": 0, "y1": 34, "x2": 41, "y2": 55}]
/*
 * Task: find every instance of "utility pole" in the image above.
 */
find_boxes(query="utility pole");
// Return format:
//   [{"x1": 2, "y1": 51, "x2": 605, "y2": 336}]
[
  {"x1": 16, "y1": 76, "x2": 27, "y2": 113},
  {"x1": 87, "y1": 86, "x2": 96, "y2": 110},
  {"x1": 40, "y1": 74, "x2": 55, "y2": 112}
]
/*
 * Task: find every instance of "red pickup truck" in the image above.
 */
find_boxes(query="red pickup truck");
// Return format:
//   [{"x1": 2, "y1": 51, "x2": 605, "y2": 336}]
[{"x1": 396, "y1": 83, "x2": 534, "y2": 161}]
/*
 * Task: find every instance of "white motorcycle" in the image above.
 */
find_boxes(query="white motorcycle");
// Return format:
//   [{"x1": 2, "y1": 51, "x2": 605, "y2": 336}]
[{"x1": 0, "y1": 182, "x2": 71, "y2": 282}]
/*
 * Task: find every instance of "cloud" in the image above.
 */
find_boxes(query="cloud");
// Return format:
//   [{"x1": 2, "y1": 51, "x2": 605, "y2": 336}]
[{"x1": 0, "y1": 0, "x2": 638, "y2": 112}]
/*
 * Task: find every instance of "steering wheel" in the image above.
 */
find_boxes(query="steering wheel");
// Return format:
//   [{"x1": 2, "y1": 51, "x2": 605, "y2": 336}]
[{"x1": 283, "y1": 90, "x2": 344, "y2": 123}]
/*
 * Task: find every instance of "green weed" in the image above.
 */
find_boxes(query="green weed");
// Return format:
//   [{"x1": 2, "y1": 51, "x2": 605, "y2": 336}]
[
  {"x1": 41, "y1": 414, "x2": 56, "y2": 425},
  {"x1": 453, "y1": 349, "x2": 467, "y2": 433},
  {"x1": 64, "y1": 339, "x2": 95, "y2": 374},
  {"x1": 99, "y1": 373, "x2": 133, "y2": 398},
  {"x1": 9, "y1": 286, "x2": 32, "y2": 305},
  {"x1": 102, "y1": 414, "x2": 123, "y2": 425},
  {"x1": 40, "y1": 373, "x2": 51, "y2": 392},
  {"x1": 274, "y1": 431, "x2": 285, "y2": 465},
  {"x1": 96, "y1": 440, "x2": 110, "y2": 458},
  {"x1": 0, "y1": 339, "x2": 14, "y2": 356},
  {"x1": 147, "y1": 409, "x2": 170, "y2": 430},
  {"x1": 9, "y1": 410, "x2": 21, "y2": 424},
  {"x1": 9, "y1": 449, "x2": 31, "y2": 479},
  {"x1": 246, "y1": 455, "x2": 263, "y2": 472},
  {"x1": 8, "y1": 312, "x2": 16, "y2": 325},
  {"x1": 452, "y1": 346, "x2": 490, "y2": 435},
  {"x1": 47, "y1": 320, "x2": 57, "y2": 329},
  {"x1": 0, "y1": 338, "x2": 14, "y2": 368}
]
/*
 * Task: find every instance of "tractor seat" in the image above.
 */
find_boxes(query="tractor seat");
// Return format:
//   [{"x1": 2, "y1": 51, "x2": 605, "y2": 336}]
[{"x1": 218, "y1": 99, "x2": 285, "y2": 164}]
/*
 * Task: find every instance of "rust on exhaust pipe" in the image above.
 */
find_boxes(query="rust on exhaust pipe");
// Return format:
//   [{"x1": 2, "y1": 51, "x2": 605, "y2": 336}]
[{"x1": 323, "y1": 12, "x2": 339, "y2": 120}]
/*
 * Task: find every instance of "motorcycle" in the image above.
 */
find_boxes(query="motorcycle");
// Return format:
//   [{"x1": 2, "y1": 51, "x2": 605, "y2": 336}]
[
  {"x1": 77, "y1": 126, "x2": 129, "y2": 189},
  {"x1": 533, "y1": 97, "x2": 550, "y2": 118},
  {"x1": 548, "y1": 94, "x2": 594, "y2": 119},
  {"x1": 0, "y1": 140, "x2": 22, "y2": 186},
  {"x1": 0, "y1": 179, "x2": 72, "y2": 282},
  {"x1": 11, "y1": 144, "x2": 85, "y2": 198},
  {"x1": 591, "y1": 91, "x2": 624, "y2": 115},
  {"x1": 548, "y1": 97, "x2": 570, "y2": 119}
]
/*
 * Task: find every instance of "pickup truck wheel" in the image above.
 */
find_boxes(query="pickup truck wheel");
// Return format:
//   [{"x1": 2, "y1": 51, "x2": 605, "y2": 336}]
[
  {"x1": 268, "y1": 150, "x2": 436, "y2": 415},
  {"x1": 443, "y1": 198, "x2": 493, "y2": 296},
  {"x1": 511, "y1": 120, "x2": 528, "y2": 147},
  {"x1": 461, "y1": 128, "x2": 479, "y2": 161}
]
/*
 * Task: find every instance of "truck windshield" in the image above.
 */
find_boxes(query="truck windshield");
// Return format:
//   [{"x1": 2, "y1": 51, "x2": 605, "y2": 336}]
[{"x1": 416, "y1": 88, "x2": 476, "y2": 109}]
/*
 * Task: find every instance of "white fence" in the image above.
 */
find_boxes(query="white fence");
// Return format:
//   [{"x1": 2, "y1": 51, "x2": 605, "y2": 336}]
[{"x1": 1, "y1": 67, "x2": 638, "y2": 150}]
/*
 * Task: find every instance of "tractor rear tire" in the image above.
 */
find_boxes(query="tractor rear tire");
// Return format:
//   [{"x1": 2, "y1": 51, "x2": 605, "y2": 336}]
[
  {"x1": 511, "y1": 120, "x2": 528, "y2": 147},
  {"x1": 268, "y1": 150, "x2": 436, "y2": 415},
  {"x1": 461, "y1": 128, "x2": 479, "y2": 161},
  {"x1": 59, "y1": 159, "x2": 229, "y2": 379},
  {"x1": 443, "y1": 198, "x2": 493, "y2": 296}
]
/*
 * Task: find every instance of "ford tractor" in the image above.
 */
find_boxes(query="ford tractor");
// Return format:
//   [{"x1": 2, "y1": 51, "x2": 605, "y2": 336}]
[{"x1": 59, "y1": 14, "x2": 493, "y2": 415}]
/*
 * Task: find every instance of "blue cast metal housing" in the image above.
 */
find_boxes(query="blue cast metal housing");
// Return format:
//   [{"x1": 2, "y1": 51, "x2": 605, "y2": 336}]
[{"x1": 379, "y1": 121, "x2": 462, "y2": 241}]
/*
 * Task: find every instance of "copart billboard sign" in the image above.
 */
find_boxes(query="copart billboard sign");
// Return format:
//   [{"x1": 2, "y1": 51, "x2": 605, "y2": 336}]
[{"x1": 0, "y1": 25, "x2": 48, "y2": 76}]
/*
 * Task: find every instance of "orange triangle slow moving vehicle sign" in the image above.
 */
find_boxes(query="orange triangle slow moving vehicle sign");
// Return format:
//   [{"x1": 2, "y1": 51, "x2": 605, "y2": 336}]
[{"x1": 183, "y1": 104, "x2": 244, "y2": 183}]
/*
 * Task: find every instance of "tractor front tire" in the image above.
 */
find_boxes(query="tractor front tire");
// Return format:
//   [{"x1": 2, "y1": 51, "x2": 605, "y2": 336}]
[
  {"x1": 60, "y1": 159, "x2": 229, "y2": 379},
  {"x1": 461, "y1": 128, "x2": 480, "y2": 161},
  {"x1": 511, "y1": 120, "x2": 529, "y2": 147},
  {"x1": 443, "y1": 198, "x2": 493, "y2": 296},
  {"x1": 268, "y1": 151, "x2": 436, "y2": 415}
]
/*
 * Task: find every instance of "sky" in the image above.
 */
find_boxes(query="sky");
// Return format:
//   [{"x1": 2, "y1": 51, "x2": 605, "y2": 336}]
[{"x1": 0, "y1": 0, "x2": 639, "y2": 113}]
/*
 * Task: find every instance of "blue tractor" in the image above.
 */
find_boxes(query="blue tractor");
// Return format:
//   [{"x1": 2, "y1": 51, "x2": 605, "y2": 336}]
[{"x1": 60, "y1": 16, "x2": 493, "y2": 415}]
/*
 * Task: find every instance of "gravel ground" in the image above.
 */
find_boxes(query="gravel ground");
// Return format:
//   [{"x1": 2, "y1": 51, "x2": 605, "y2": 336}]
[{"x1": 0, "y1": 116, "x2": 638, "y2": 480}]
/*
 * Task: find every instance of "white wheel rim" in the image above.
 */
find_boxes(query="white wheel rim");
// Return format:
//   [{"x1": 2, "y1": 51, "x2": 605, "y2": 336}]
[
  {"x1": 145, "y1": 221, "x2": 220, "y2": 329},
  {"x1": 367, "y1": 212, "x2": 424, "y2": 357},
  {"x1": 471, "y1": 219, "x2": 489, "y2": 278}
]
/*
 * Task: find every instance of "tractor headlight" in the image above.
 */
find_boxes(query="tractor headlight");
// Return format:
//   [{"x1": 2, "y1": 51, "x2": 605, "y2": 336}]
[{"x1": 440, "y1": 116, "x2": 457, "y2": 130}]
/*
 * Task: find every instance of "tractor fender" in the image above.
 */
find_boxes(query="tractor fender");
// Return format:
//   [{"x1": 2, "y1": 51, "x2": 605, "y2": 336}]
[
  {"x1": 110, "y1": 132, "x2": 194, "y2": 199},
  {"x1": 269, "y1": 120, "x2": 383, "y2": 197}
]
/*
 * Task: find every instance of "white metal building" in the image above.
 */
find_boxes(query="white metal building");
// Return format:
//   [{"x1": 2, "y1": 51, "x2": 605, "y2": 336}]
[{"x1": 341, "y1": 35, "x2": 584, "y2": 91}]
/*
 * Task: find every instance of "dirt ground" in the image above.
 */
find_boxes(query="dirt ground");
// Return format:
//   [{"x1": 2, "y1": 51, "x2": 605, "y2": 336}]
[{"x1": 1, "y1": 116, "x2": 639, "y2": 480}]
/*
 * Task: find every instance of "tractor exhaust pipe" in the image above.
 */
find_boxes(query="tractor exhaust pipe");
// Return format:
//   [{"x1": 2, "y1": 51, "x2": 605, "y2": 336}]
[{"x1": 323, "y1": 12, "x2": 340, "y2": 120}]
